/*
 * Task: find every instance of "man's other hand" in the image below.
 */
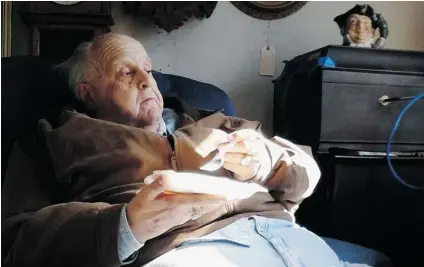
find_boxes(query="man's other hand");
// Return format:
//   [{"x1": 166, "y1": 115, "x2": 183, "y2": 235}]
[
  {"x1": 219, "y1": 133, "x2": 265, "y2": 181},
  {"x1": 126, "y1": 175, "x2": 225, "y2": 243}
]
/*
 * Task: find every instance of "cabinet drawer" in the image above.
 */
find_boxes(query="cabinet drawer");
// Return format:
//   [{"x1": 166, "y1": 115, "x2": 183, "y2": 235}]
[{"x1": 321, "y1": 69, "x2": 424, "y2": 145}]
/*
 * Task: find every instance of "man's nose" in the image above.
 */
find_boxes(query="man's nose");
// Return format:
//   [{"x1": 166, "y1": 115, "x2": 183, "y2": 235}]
[{"x1": 136, "y1": 70, "x2": 151, "y2": 90}]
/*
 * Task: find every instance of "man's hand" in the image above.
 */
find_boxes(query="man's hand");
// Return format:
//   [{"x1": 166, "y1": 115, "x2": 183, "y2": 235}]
[
  {"x1": 218, "y1": 133, "x2": 266, "y2": 181},
  {"x1": 126, "y1": 175, "x2": 225, "y2": 243}
]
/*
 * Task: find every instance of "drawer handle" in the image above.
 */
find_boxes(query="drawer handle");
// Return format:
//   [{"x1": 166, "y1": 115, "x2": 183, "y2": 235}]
[{"x1": 379, "y1": 95, "x2": 417, "y2": 106}]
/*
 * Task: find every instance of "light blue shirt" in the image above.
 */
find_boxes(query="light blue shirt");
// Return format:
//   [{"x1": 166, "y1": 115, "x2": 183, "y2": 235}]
[{"x1": 118, "y1": 205, "x2": 144, "y2": 263}]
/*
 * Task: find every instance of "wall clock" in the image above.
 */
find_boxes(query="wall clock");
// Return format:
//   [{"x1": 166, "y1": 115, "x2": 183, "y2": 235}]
[
  {"x1": 52, "y1": 1, "x2": 82, "y2": 5},
  {"x1": 232, "y1": 1, "x2": 307, "y2": 20}
]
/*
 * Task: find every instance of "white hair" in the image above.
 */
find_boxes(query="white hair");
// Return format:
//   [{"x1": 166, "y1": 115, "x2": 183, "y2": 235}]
[{"x1": 55, "y1": 42, "x2": 92, "y2": 94}]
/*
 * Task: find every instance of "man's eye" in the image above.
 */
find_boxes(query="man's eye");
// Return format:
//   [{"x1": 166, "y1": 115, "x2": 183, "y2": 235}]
[
  {"x1": 125, "y1": 71, "x2": 135, "y2": 76},
  {"x1": 146, "y1": 70, "x2": 152, "y2": 74}
]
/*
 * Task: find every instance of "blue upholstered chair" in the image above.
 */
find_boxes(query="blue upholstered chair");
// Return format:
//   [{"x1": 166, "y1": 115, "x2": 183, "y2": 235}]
[{"x1": 1, "y1": 56, "x2": 235, "y2": 181}]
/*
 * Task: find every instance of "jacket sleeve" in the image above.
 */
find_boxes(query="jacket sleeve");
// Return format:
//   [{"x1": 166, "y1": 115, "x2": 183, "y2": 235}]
[
  {"x1": 215, "y1": 115, "x2": 320, "y2": 213},
  {"x1": 1, "y1": 141, "x2": 125, "y2": 267},
  {"x1": 173, "y1": 113, "x2": 321, "y2": 214},
  {"x1": 249, "y1": 135, "x2": 321, "y2": 213}
]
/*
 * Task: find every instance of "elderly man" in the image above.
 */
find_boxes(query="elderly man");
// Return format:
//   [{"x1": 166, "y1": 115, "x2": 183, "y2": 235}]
[{"x1": 2, "y1": 33, "x2": 390, "y2": 267}]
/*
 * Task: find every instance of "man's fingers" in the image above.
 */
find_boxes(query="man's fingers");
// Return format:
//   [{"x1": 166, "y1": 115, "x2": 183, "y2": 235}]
[
  {"x1": 218, "y1": 142, "x2": 247, "y2": 154},
  {"x1": 223, "y1": 152, "x2": 246, "y2": 164},
  {"x1": 217, "y1": 133, "x2": 248, "y2": 153},
  {"x1": 222, "y1": 162, "x2": 254, "y2": 181},
  {"x1": 228, "y1": 133, "x2": 247, "y2": 142},
  {"x1": 139, "y1": 175, "x2": 165, "y2": 201},
  {"x1": 219, "y1": 139, "x2": 264, "y2": 156},
  {"x1": 172, "y1": 193, "x2": 227, "y2": 204}
]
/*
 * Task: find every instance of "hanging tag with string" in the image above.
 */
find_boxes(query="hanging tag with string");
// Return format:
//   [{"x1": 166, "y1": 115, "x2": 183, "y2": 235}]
[{"x1": 260, "y1": 21, "x2": 276, "y2": 76}]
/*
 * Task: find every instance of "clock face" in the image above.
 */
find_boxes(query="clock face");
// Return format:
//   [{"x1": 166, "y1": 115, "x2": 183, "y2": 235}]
[{"x1": 52, "y1": 1, "x2": 81, "y2": 5}]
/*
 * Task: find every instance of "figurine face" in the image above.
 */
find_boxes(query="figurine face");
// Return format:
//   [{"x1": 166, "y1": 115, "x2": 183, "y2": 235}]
[{"x1": 346, "y1": 14, "x2": 374, "y2": 43}]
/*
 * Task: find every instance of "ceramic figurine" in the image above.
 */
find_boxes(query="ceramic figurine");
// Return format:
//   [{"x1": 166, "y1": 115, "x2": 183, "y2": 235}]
[{"x1": 334, "y1": 4, "x2": 389, "y2": 48}]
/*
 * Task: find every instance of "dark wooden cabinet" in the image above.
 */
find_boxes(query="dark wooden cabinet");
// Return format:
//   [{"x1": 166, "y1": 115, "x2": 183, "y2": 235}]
[
  {"x1": 17, "y1": 1, "x2": 114, "y2": 63},
  {"x1": 273, "y1": 46, "x2": 424, "y2": 267}
]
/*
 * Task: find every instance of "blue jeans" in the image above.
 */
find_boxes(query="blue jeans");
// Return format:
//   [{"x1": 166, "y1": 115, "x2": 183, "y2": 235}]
[
  {"x1": 144, "y1": 216, "x2": 391, "y2": 267},
  {"x1": 322, "y1": 237, "x2": 391, "y2": 267}
]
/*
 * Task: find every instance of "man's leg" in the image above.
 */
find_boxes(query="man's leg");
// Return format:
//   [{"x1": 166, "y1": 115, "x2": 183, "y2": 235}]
[{"x1": 321, "y1": 237, "x2": 392, "y2": 267}]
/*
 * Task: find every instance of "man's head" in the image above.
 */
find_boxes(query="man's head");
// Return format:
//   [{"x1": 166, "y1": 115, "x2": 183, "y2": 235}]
[{"x1": 62, "y1": 33, "x2": 163, "y2": 131}]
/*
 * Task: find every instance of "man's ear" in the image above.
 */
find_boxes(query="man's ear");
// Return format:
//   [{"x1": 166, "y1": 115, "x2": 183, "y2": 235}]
[{"x1": 75, "y1": 82, "x2": 97, "y2": 109}]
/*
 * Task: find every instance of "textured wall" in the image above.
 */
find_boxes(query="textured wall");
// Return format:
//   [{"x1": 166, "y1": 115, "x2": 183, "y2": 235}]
[{"x1": 113, "y1": 2, "x2": 424, "y2": 135}]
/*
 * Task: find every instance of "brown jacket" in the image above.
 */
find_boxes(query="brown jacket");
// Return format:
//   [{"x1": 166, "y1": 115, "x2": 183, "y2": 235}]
[{"x1": 2, "y1": 100, "x2": 320, "y2": 267}]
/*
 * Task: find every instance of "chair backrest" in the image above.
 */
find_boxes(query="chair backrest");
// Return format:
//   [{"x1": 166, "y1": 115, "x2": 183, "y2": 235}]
[
  {"x1": 1, "y1": 56, "x2": 235, "y2": 181},
  {"x1": 152, "y1": 71, "x2": 235, "y2": 116}
]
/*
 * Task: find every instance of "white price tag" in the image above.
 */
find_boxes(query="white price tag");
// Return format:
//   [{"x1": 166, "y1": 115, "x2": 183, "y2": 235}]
[{"x1": 260, "y1": 46, "x2": 276, "y2": 76}]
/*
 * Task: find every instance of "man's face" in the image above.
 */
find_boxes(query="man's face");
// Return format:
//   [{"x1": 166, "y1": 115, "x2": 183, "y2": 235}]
[
  {"x1": 346, "y1": 14, "x2": 374, "y2": 43},
  {"x1": 82, "y1": 34, "x2": 163, "y2": 130}
]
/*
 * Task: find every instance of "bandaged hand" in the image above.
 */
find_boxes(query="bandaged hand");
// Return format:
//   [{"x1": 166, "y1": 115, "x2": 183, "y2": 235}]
[{"x1": 218, "y1": 131, "x2": 267, "y2": 181}]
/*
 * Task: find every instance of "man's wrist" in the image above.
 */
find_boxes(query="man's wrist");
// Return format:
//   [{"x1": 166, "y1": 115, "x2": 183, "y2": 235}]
[{"x1": 118, "y1": 204, "x2": 144, "y2": 263}]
